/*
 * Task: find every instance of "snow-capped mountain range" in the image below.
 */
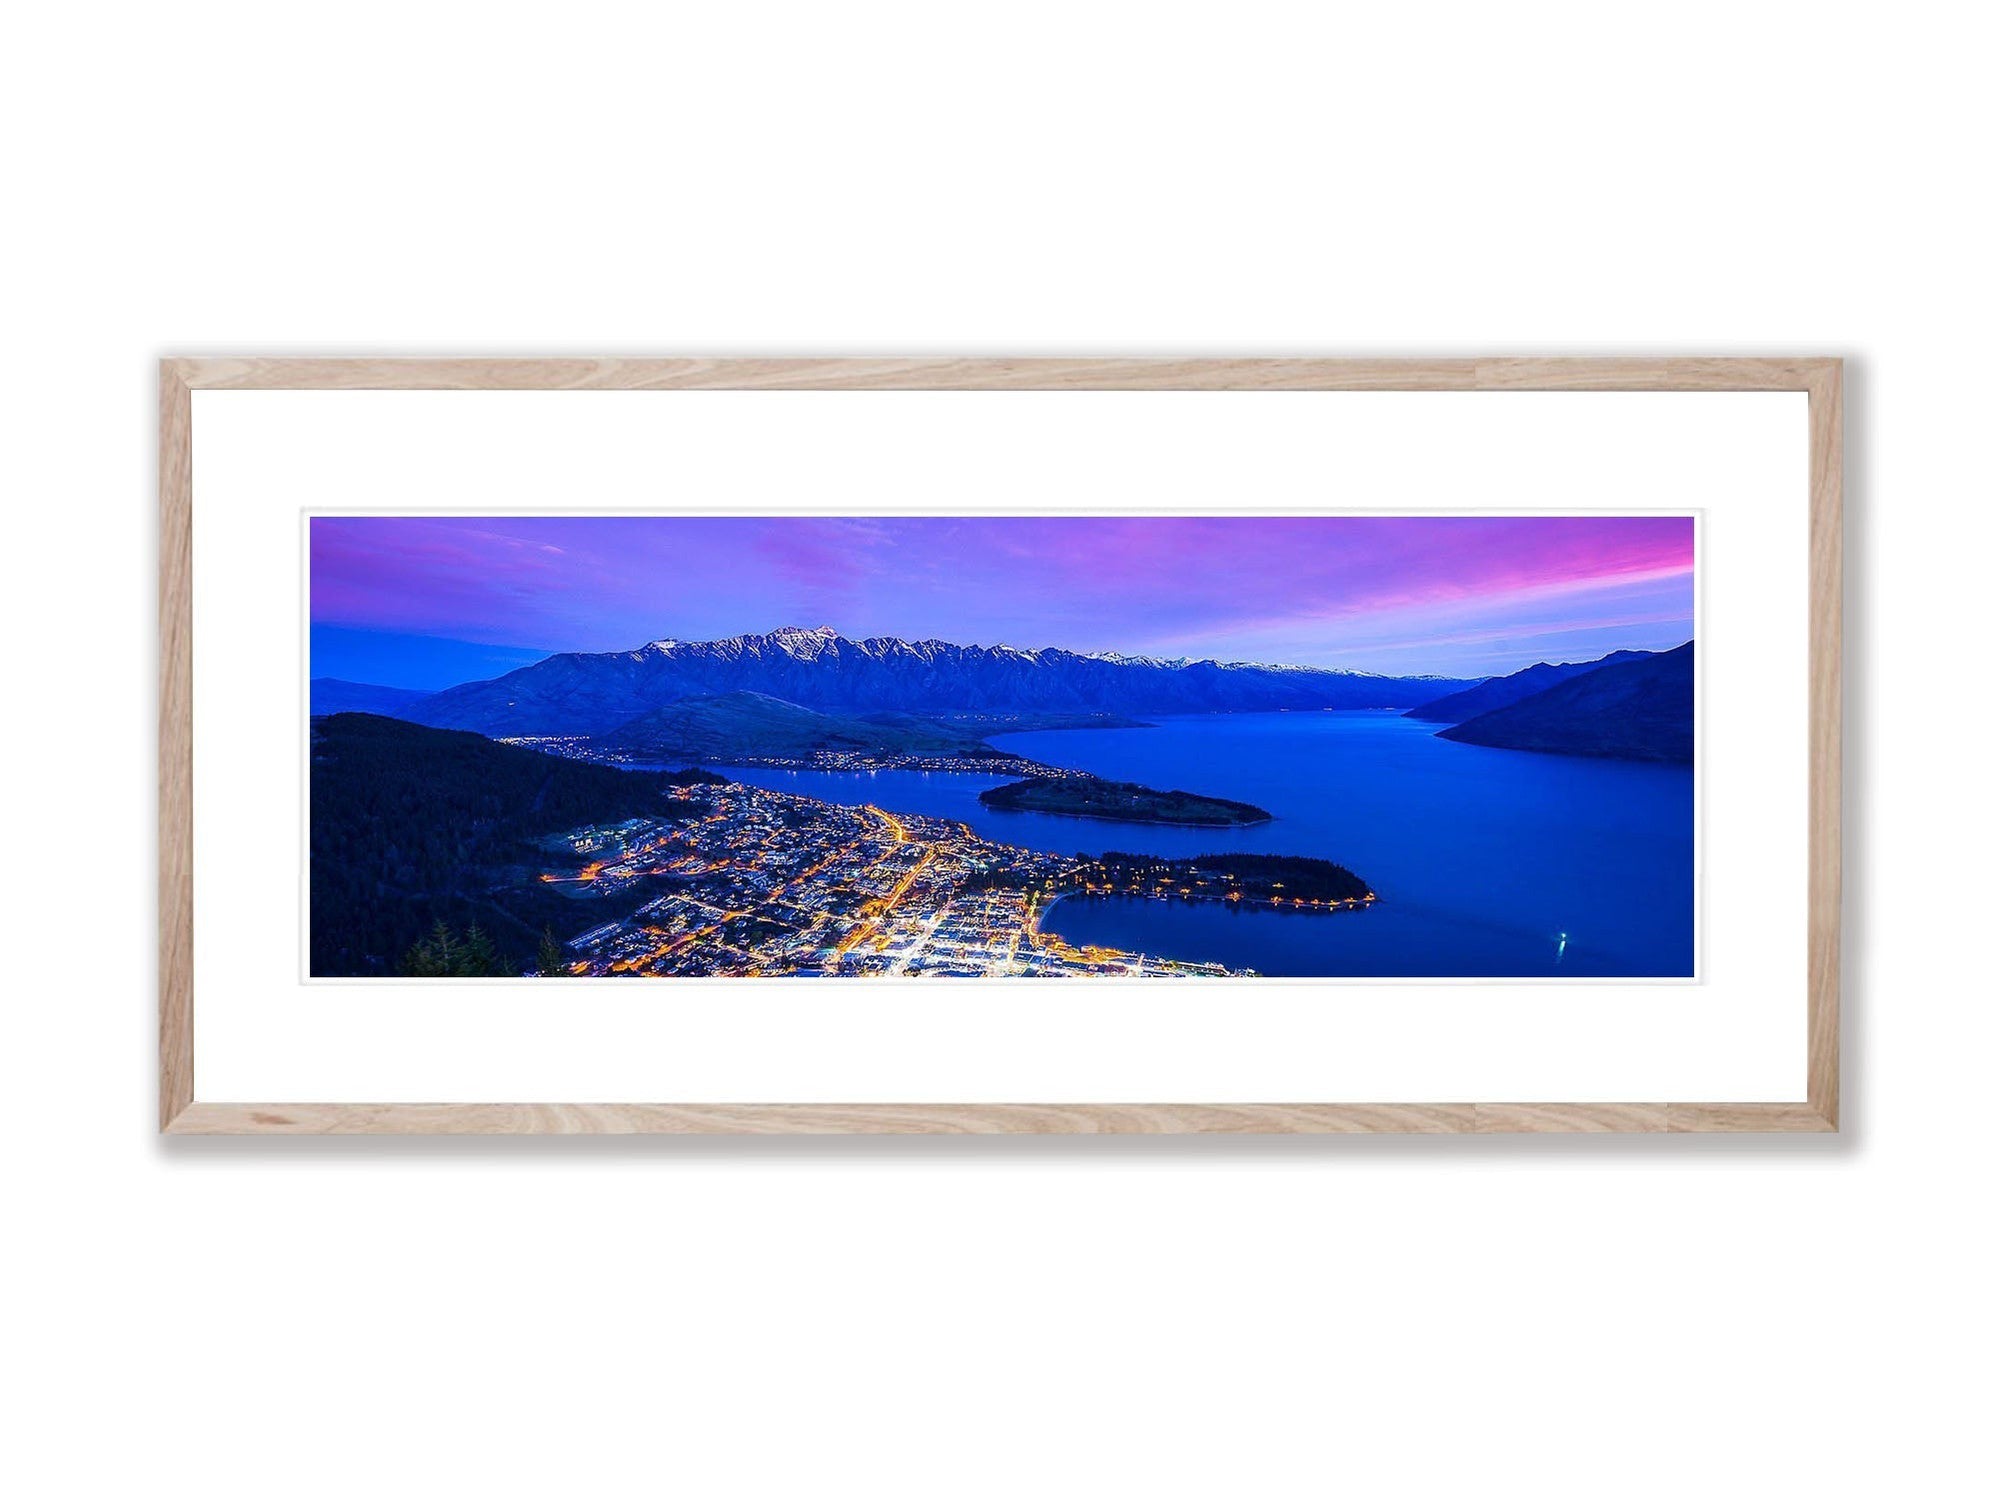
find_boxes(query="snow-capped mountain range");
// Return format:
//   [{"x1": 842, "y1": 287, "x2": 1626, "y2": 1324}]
[{"x1": 403, "y1": 626, "x2": 1481, "y2": 737}]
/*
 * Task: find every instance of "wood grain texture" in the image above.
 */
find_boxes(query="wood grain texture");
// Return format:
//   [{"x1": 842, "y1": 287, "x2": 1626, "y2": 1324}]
[
  {"x1": 168, "y1": 1102, "x2": 1480, "y2": 1135},
  {"x1": 1806, "y1": 361, "x2": 1843, "y2": 1127},
  {"x1": 170, "y1": 355, "x2": 1841, "y2": 393},
  {"x1": 1666, "y1": 1103, "x2": 1836, "y2": 1133},
  {"x1": 174, "y1": 356, "x2": 1483, "y2": 391},
  {"x1": 164, "y1": 1100, "x2": 1838, "y2": 1135},
  {"x1": 159, "y1": 362, "x2": 193, "y2": 1130},
  {"x1": 1472, "y1": 356, "x2": 1838, "y2": 391},
  {"x1": 159, "y1": 356, "x2": 1842, "y2": 1136},
  {"x1": 1473, "y1": 1104, "x2": 1669, "y2": 1133}
]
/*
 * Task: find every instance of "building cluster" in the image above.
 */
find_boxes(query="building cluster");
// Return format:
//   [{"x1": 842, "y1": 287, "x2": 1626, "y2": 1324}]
[{"x1": 531, "y1": 781, "x2": 1245, "y2": 979}]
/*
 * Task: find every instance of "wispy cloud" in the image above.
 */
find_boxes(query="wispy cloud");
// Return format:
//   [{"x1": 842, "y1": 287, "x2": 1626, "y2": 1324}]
[{"x1": 310, "y1": 515, "x2": 1694, "y2": 677}]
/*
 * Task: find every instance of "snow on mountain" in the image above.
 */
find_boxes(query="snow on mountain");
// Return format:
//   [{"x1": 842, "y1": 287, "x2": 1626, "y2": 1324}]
[
  {"x1": 407, "y1": 628, "x2": 1485, "y2": 737},
  {"x1": 1084, "y1": 650, "x2": 1194, "y2": 669}
]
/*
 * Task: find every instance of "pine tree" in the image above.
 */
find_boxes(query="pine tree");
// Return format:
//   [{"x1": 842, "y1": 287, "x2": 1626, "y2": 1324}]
[
  {"x1": 458, "y1": 924, "x2": 502, "y2": 976},
  {"x1": 536, "y1": 926, "x2": 569, "y2": 977},
  {"x1": 399, "y1": 919, "x2": 459, "y2": 976}
]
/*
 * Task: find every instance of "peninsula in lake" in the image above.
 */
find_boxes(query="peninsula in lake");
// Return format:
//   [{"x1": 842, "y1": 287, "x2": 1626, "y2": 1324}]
[
  {"x1": 590, "y1": 690, "x2": 1152, "y2": 773},
  {"x1": 980, "y1": 775, "x2": 1273, "y2": 827}
]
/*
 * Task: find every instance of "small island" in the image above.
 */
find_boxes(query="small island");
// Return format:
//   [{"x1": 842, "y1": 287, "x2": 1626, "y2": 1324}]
[{"x1": 979, "y1": 774, "x2": 1273, "y2": 827}]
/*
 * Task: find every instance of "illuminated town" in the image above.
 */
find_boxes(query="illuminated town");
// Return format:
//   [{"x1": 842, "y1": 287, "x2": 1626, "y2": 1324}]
[{"x1": 533, "y1": 780, "x2": 1373, "y2": 979}]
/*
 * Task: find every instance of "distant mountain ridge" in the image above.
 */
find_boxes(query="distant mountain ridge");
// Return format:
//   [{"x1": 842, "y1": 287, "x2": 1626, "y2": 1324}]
[
  {"x1": 407, "y1": 626, "x2": 1482, "y2": 737},
  {"x1": 309, "y1": 678, "x2": 438, "y2": 718},
  {"x1": 1404, "y1": 649, "x2": 1655, "y2": 724},
  {"x1": 1438, "y1": 642, "x2": 1694, "y2": 763}
]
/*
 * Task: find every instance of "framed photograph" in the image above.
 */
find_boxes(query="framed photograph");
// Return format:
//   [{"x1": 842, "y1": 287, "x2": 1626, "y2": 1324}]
[{"x1": 160, "y1": 357, "x2": 1840, "y2": 1134}]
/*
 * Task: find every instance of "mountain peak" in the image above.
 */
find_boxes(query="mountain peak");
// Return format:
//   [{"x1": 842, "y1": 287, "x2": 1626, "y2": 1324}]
[
  {"x1": 408, "y1": 626, "x2": 1485, "y2": 736},
  {"x1": 1083, "y1": 649, "x2": 1192, "y2": 669},
  {"x1": 765, "y1": 624, "x2": 841, "y2": 659}
]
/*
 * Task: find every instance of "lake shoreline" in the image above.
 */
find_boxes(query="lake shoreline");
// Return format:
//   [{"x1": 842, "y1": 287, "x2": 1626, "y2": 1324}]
[
  {"x1": 1043, "y1": 889, "x2": 1374, "y2": 919},
  {"x1": 985, "y1": 806, "x2": 1275, "y2": 830},
  {"x1": 724, "y1": 711, "x2": 1692, "y2": 977}
]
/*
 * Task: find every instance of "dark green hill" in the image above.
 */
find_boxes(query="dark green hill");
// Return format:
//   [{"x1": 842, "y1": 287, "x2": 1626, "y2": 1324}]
[
  {"x1": 1404, "y1": 649, "x2": 1653, "y2": 723},
  {"x1": 1438, "y1": 642, "x2": 1694, "y2": 763},
  {"x1": 600, "y1": 691, "x2": 995, "y2": 761},
  {"x1": 310, "y1": 713, "x2": 720, "y2": 976}
]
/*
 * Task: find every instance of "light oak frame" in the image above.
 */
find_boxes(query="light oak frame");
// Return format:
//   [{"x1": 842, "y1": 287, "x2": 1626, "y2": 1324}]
[{"x1": 160, "y1": 357, "x2": 1841, "y2": 1135}]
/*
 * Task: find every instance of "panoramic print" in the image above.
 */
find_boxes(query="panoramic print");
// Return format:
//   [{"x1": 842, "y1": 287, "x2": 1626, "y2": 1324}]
[{"x1": 308, "y1": 515, "x2": 1696, "y2": 980}]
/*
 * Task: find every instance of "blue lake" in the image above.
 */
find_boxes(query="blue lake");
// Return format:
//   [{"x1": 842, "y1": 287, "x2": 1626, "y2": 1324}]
[{"x1": 726, "y1": 712, "x2": 1694, "y2": 978}]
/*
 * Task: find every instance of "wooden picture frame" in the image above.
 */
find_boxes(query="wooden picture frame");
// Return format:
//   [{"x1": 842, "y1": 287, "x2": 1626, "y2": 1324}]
[{"x1": 160, "y1": 357, "x2": 1841, "y2": 1135}]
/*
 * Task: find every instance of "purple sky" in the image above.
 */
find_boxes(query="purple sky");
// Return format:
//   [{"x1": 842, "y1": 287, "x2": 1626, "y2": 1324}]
[{"x1": 310, "y1": 515, "x2": 1694, "y2": 680}]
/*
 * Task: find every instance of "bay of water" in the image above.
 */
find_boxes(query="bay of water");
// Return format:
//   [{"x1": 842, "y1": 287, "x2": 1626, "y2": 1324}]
[{"x1": 725, "y1": 712, "x2": 1694, "y2": 978}]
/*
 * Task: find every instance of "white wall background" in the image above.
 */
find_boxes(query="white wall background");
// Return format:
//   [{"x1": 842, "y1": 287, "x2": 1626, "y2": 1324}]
[{"x1": 3, "y1": 4, "x2": 1990, "y2": 1496}]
